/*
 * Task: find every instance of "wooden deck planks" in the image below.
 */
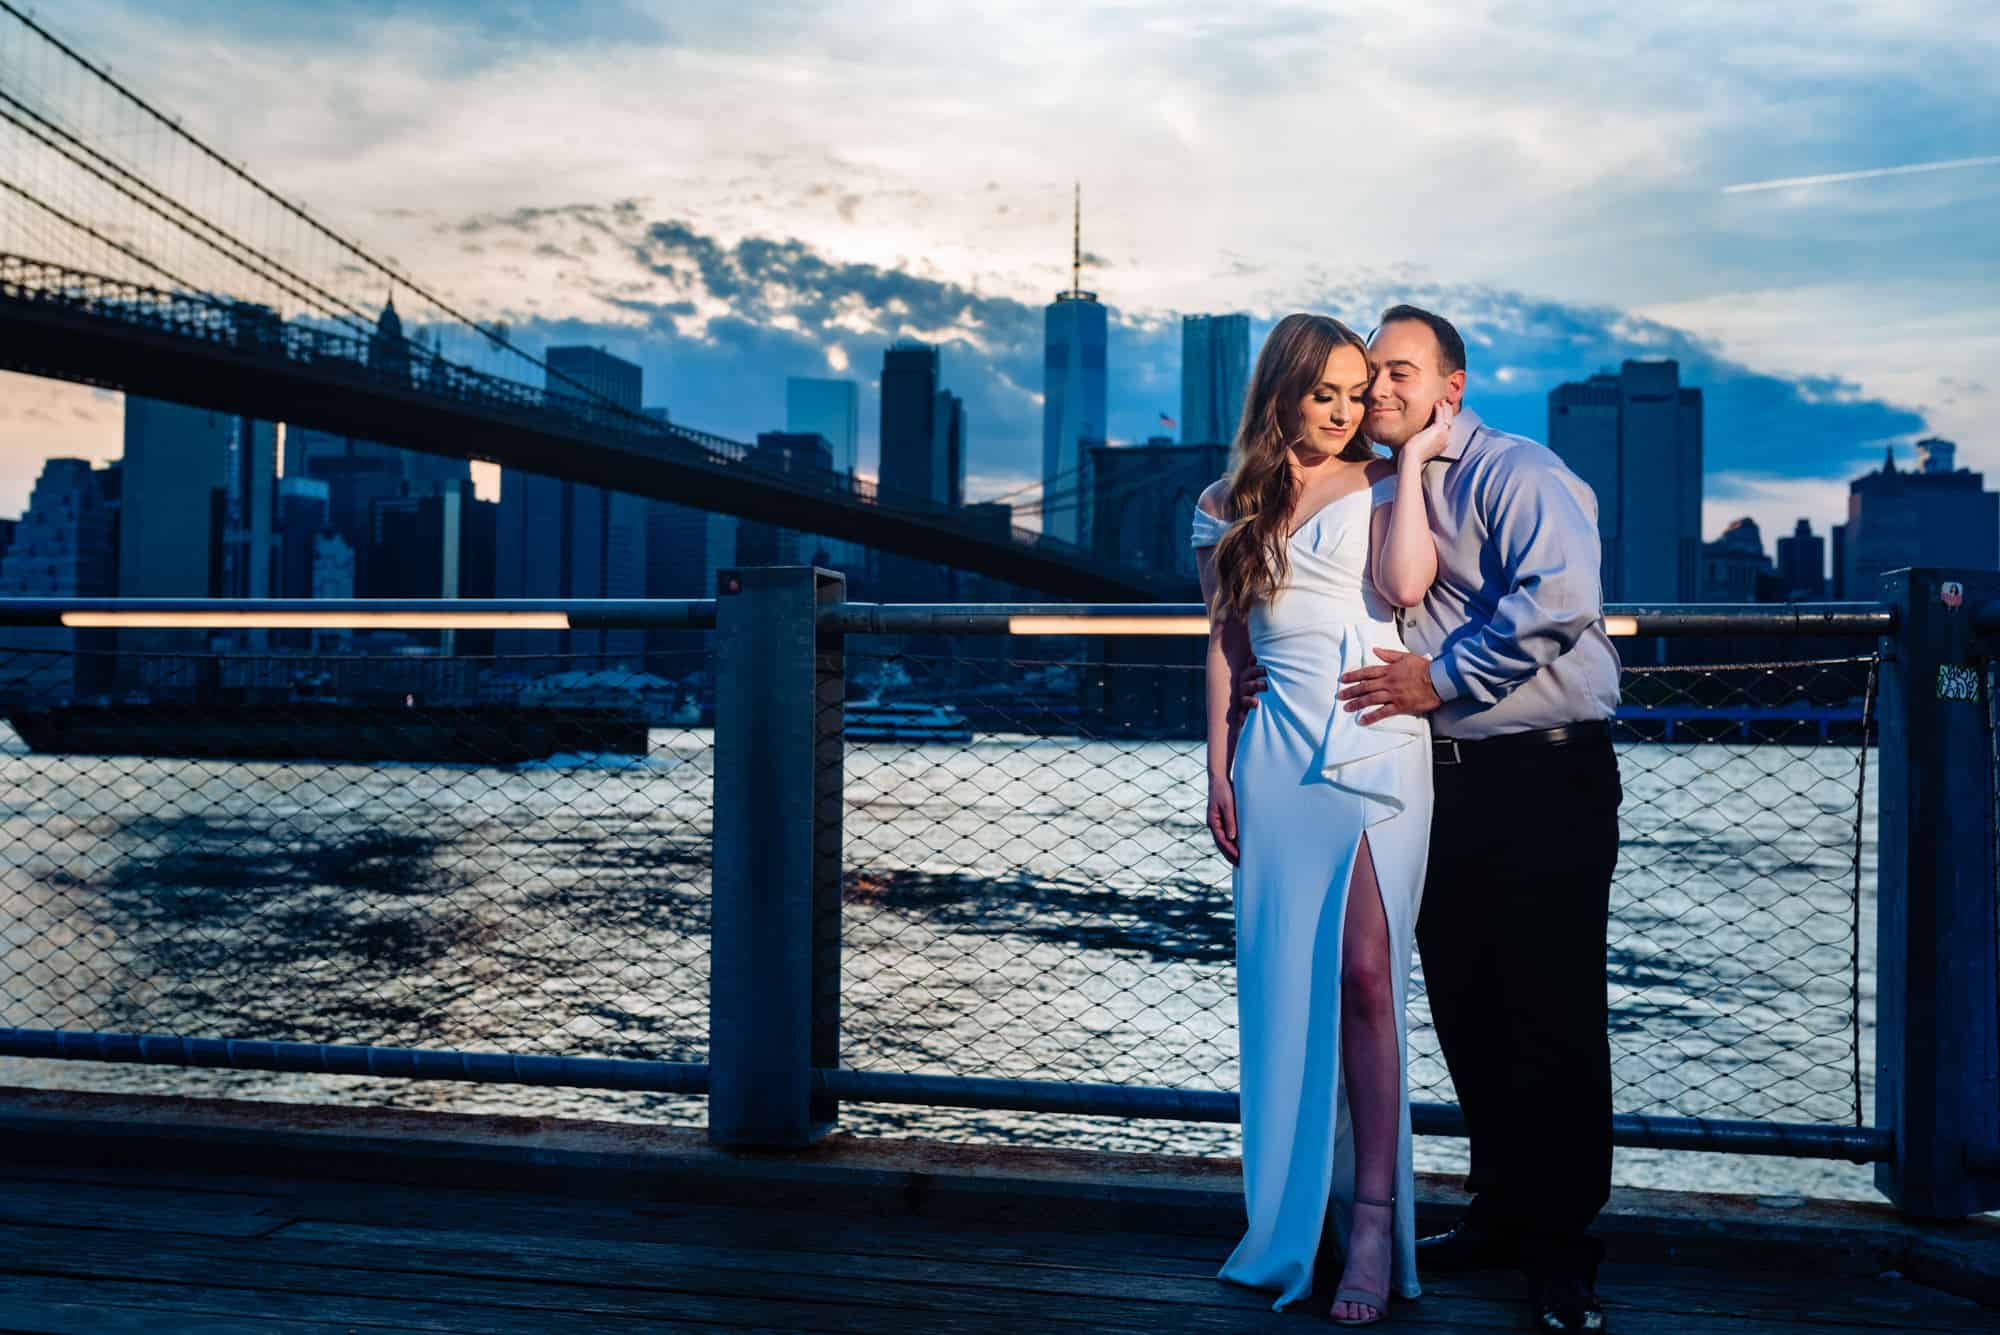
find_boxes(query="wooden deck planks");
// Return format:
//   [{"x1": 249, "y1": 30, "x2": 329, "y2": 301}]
[{"x1": 0, "y1": 1163, "x2": 1989, "y2": 1335}]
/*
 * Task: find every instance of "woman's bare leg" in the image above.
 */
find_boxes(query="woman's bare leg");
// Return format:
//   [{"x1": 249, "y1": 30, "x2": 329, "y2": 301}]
[{"x1": 1332, "y1": 833, "x2": 1398, "y2": 1322}]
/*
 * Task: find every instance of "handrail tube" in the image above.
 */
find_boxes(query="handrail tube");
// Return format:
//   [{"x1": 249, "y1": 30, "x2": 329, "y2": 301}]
[
  {"x1": 824, "y1": 601, "x2": 1897, "y2": 637},
  {"x1": 0, "y1": 1027, "x2": 711, "y2": 1093},
  {"x1": 0, "y1": 597, "x2": 1895, "y2": 635},
  {"x1": 0, "y1": 597, "x2": 721, "y2": 629},
  {"x1": 814, "y1": 1069, "x2": 1892, "y2": 1162}
]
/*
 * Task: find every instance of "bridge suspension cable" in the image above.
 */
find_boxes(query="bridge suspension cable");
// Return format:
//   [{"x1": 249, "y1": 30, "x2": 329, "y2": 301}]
[{"x1": 0, "y1": 0, "x2": 645, "y2": 418}]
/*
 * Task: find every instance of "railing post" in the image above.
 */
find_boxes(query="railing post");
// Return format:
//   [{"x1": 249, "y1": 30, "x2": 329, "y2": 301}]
[
  {"x1": 1876, "y1": 568, "x2": 2000, "y2": 1217},
  {"x1": 709, "y1": 565, "x2": 845, "y2": 1147}
]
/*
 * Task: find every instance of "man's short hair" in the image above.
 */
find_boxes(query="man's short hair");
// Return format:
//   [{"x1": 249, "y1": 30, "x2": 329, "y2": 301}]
[{"x1": 1377, "y1": 304, "x2": 1466, "y2": 377}]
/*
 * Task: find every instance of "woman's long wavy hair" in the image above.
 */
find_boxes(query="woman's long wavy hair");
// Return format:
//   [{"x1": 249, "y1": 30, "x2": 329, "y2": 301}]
[{"x1": 1209, "y1": 313, "x2": 1375, "y2": 620}]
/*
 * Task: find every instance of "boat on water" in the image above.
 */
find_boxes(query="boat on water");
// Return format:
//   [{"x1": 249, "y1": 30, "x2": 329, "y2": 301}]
[
  {"x1": 3, "y1": 701, "x2": 651, "y2": 766},
  {"x1": 842, "y1": 698, "x2": 973, "y2": 743}
]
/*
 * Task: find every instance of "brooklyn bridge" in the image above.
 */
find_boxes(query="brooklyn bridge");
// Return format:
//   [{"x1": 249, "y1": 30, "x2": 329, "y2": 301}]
[{"x1": 0, "y1": 2, "x2": 1176, "y2": 601}]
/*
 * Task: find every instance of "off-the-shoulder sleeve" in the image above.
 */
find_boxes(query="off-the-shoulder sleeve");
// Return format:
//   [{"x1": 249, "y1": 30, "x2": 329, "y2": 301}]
[{"x1": 1189, "y1": 506, "x2": 1232, "y2": 549}]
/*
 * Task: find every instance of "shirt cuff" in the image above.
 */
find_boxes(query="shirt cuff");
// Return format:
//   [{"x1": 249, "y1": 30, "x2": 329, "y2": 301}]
[{"x1": 1428, "y1": 654, "x2": 1462, "y2": 704}]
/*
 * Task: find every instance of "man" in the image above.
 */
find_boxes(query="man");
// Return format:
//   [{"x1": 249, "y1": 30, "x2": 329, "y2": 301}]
[{"x1": 1241, "y1": 305, "x2": 1622, "y2": 1332}]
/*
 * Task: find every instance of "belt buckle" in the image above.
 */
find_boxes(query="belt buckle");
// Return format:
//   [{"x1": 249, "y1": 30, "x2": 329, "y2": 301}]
[{"x1": 1435, "y1": 738, "x2": 1462, "y2": 766}]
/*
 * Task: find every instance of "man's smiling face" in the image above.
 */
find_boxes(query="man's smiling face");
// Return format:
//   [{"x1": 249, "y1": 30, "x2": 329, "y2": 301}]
[{"x1": 1366, "y1": 318, "x2": 1463, "y2": 449}]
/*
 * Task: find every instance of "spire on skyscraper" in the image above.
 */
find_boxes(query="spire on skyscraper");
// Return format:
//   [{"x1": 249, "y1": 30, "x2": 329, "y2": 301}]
[
  {"x1": 1071, "y1": 181, "x2": 1081, "y2": 296},
  {"x1": 1059, "y1": 181, "x2": 1094, "y2": 302}
]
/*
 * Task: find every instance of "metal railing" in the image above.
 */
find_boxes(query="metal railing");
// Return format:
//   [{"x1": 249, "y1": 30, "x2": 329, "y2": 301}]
[
  {"x1": 0, "y1": 573, "x2": 1994, "y2": 1220},
  {"x1": 0, "y1": 255, "x2": 1175, "y2": 597}
]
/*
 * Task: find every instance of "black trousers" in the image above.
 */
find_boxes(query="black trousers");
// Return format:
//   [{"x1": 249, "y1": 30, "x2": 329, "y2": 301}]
[{"x1": 1416, "y1": 734, "x2": 1621, "y2": 1280}]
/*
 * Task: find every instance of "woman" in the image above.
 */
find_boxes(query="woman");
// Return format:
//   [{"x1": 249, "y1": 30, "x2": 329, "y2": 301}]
[{"x1": 1193, "y1": 314, "x2": 1450, "y2": 1325}]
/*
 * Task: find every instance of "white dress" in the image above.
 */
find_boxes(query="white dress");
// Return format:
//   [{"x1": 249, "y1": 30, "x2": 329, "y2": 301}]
[{"x1": 1193, "y1": 474, "x2": 1433, "y2": 1311}]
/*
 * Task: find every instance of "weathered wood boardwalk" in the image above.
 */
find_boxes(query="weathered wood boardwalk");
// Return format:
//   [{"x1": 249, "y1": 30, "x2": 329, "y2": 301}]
[{"x1": 0, "y1": 1088, "x2": 1993, "y2": 1333}]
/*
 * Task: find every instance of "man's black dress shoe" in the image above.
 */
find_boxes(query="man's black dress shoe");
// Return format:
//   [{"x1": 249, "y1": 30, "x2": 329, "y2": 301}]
[
  {"x1": 1534, "y1": 1276, "x2": 1606, "y2": 1332},
  {"x1": 1414, "y1": 1220, "x2": 1515, "y2": 1272}
]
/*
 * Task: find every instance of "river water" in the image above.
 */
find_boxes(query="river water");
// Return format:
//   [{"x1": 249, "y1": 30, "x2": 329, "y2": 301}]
[{"x1": 0, "y1": 725, "x2": 1884, "y2": 1204}]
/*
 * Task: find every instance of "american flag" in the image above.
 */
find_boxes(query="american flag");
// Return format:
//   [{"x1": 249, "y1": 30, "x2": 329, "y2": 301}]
[{"x1": 1159, "y1": 412, "x2": 1176, "y2": 429}]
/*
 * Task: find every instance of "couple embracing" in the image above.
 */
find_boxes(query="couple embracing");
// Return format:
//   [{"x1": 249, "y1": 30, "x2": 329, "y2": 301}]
[{"x1": 1193, "y1": 306, "x2": 1622, "y2": 1331}]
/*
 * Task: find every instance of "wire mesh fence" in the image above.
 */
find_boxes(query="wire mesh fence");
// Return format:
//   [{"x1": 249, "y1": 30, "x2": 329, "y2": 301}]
[
  {"x1": 837, "y1": 645, "x2": 1877, "y2": 1130},
  {"x1": 0, "y1": 645, "x2": 714, "y2": 1067},
  {"x1": 0, "y1": 632, "x2": 1880, "y2": 1141}
]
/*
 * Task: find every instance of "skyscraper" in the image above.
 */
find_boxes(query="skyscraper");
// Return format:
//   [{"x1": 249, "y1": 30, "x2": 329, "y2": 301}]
[
  {"x1": 786, "y1": 377, "x2": 860, "y2": 477},
  {"x1": 640, "y1": 404, "x2": 736, "y2": 613},
  {"x1": 1831, "y1": 441, "x2": 1998, "y2": 598},
  {"x1": 880, "y1": 342, "x2": 947, "y2": 504},
  {"x1": 936, "y1": 388, "x2": 966, "y2": 508},
  {"x1": 119, "y1": 397, "x2": 276, "y2": 654},
  {"x1": 1774, "y1": 519, "x2": 1827, "y2": 600},
  {"x1": 1180, "y1": 313, "x2": 1250, "y2": 446},
  {"x1": 496, "y1": 346, "x2": 649, "y2": 665},
  {"x1": 1548, "y1": 360, "x2": 1704, "y2": 601},
  {"x1": 736, "y1": 432, "x2": 836, "y2": 567},
  {"x1": 1042, "y1": 186, "x2": 1107, "y2": 545},
  {"x1": 0, "y1": 459, "x2": 118, "y2": 694},
  {"x1": 546, "y1": 343, "x2": 644, "y2": 412}
]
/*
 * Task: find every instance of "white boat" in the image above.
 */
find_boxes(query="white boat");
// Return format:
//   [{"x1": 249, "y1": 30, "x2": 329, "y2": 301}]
[{"x1": 844, "y1": 698, "x2": 973, "y2": 743}]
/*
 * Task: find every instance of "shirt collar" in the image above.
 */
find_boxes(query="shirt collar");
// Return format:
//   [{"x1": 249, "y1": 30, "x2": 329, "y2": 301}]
[{"x1": 1434, "y1": 405, "x2": 1485, "y2": 462}]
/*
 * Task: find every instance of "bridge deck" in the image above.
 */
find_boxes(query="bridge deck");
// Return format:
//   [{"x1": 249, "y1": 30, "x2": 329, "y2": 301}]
[{"x1": 0, "y1": 1090, "x2": 1992, "y2": 1333}]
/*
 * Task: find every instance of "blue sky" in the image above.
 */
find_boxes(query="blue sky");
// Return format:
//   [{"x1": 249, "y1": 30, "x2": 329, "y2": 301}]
[{"x1": 2, "y1": 0, "x2": 1996, "y2": 549}]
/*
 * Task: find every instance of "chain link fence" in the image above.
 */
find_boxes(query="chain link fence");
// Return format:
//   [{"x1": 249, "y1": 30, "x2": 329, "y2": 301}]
[
  {"x1": 0, "y1": 646, "x2": 714, "y2": 1067},
  {"x1": 837, "y1": 644, "x2": 1876, "y2": 1134},
  {"x1": 0, "y1": 633, "x2": 1880, "y2": 1148}
]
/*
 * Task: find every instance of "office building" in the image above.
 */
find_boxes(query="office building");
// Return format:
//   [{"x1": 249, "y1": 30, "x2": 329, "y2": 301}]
[
  {"x1": 1181, "y1": 313, "x2": 1251, "y2": 447},
  {"x1": 301, "y1": 453, "x2": 403, "y2": 593},
  {"x1": 546, "y1": 343, "x2": 643, "y2": 414},
  {"x1": 496, "y1": 346, "x2": 649, "y2": 665},
  {"x1": 937, "y1": 389, "x2": 966, "y2": 508},
  {"x1": 1698, "y1": 517, "x2": 1776, "y2": 602},
  {"x1": 879, "y1": 343, "x2": 949, "y2": 505},
  {"x1": 0, "y1": 459, "x2": 118, "y2": 693},
  {"x1": 368, "y1": 484, "x2": 498, "y2": 653},
  {"x1": 119, "y1": 397, "x2": 276, "y2": 655},
  {"x1": 871, "y1": 356, "x2": 957, "y2": 603},
  {"x1": 786, "y1": 377, "x2": 859, "y2": 477},
  {"x1": 0, "y1": 459, "x2": 117, "y2": 598},
  {"x1": 638, "y1": 405, "x2": 733, "y2": 659},
  {"x1": 276, "y1": 478, "x2": 331, "y2": 598},
  {"x1": 1774, "y1": 519, "x2": 1827, "y2": 601},
  {"x1": 737, "y1": 432, "x2": 834, "y2": 568},
  {"x1": 1042, "y1": 284, "x2": 1107, "y2": 545},
  {"x1": 1548, "y1": 360, "x2": 1704, "y2": 601},
  {"x1": 1832, "y1": 440, "x2": 1998, "y2": 598}
]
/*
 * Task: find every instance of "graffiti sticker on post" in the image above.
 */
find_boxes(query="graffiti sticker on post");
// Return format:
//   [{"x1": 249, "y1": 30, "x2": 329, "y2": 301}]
[{"x1": 1937, "y1": 663, "x2": 1981, "y2": 702}]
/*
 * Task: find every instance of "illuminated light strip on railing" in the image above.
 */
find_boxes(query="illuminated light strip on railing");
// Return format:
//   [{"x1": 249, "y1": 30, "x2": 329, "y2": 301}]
[
  {"x1": 1007, "y1": 615, "x2": 1211, "y2": 636},
  {"x1": 1008, "y1": 614, "x2": 1640, "y2": 637},
  {"x1": 61, "y1": 611, "x2": 569, "y2": 629}
]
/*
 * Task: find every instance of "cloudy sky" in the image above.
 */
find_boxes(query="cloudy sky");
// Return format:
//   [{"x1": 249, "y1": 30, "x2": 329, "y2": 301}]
[{"x1": 2, "y1": 0, "x2": 1996, "y2": 552}]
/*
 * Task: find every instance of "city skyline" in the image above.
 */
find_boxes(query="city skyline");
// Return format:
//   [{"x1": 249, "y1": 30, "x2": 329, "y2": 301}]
[{"x1": 0, "y1": 0, "x2": 1992, "y2": 559}]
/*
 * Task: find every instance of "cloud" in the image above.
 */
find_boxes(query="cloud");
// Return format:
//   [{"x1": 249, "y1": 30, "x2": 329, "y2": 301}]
[
  {"x1": 1723, "y1": 154, "x2": 2000, "y2": 194},
  {"x1": 12, "y1": 1, "x2": 1986, "y2": 536},
  {"x1": 427, "y1": 211, "x2": 1925, "y2": 515}
]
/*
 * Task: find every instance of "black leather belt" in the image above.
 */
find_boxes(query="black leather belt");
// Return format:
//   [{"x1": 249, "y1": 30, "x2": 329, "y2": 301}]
[{"x1": 1432, "y1": 719, "x2": 1610, "y2": 765}]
